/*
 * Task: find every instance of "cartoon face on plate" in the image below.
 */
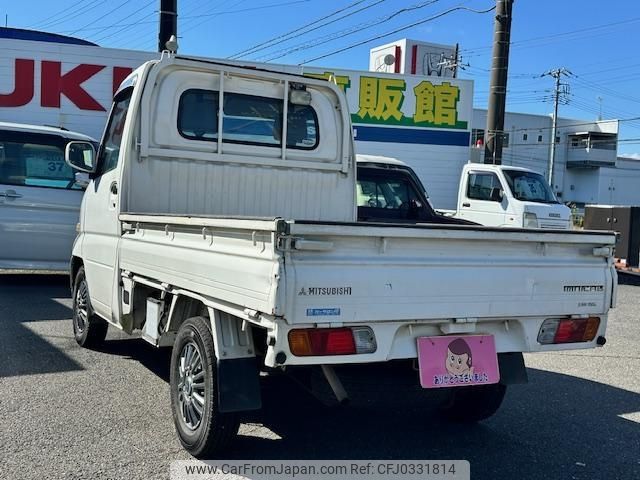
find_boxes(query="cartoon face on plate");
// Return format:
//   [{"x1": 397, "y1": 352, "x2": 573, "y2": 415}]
[{"x1": 445, "y1": 338, "x2": 474, "y2": 376}]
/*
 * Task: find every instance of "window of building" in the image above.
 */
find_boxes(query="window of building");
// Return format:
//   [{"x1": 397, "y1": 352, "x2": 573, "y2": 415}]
[
  {"x1": 502, "y1": 132, "x2": 510, "y2": 148},
  {"x1": 555, "y1": 136, "x2": 561, "y2": 143},
  {"x1": 537, "y1": 134, "x2": 543, "y2": 143},
  {"x1": 467, "y1": 172, "x2": 503, "y2": 201},
  {"x1": 471, "y1": 128, "x2": 485, "y2": 146},
  {"x1": 591, "y1": 138, "x2": 616, "y2": 150},
  {"x1": 570, "y1": 137, "x2": 588, "y2": 149},
  {"x1": 178, "y1": 89, "x2": 319, "y2": 150},
  {"x1": 522, "y1": 133, "x2": 528, "y2": 141}
]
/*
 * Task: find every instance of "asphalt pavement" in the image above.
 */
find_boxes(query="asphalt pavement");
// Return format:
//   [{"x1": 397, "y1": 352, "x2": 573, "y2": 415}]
[{"x1": 0, "y1": 274, "x2": 638, "y2": 480}]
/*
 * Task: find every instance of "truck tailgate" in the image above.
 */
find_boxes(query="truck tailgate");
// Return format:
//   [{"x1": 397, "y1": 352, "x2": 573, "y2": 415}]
[{"x1": 282, "y1": 222, "x2": 616, "y2": 324}]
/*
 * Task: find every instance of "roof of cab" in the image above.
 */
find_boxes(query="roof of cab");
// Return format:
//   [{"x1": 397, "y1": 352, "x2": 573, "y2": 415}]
[
  {"x1": 0, "y1": 122, "x2": 96, "y2": 141},
  {"x1": 356, "y1": 154, "x2": 408, "y2": 167},
  {"x1": 464, "y1": 163, "x2": 541, "y2": 174}
]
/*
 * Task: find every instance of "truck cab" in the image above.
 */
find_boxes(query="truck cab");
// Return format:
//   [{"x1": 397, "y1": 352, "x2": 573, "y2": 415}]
[{"x1": 454, "y1": 163, "x2": 572, "y2": 229}]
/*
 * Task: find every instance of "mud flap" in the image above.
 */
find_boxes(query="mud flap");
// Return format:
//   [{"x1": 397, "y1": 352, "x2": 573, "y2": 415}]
[
  {"x1": 217, "y1": 357, "x2": 262, "y2": 413},
  {"x1": 498, "y1": 352, "x2": 528, "y2": 385}
]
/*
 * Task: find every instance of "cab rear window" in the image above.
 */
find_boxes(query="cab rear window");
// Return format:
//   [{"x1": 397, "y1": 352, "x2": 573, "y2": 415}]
[{"x1": 178, "y1": 89, "x2": 319, "y2": 150}]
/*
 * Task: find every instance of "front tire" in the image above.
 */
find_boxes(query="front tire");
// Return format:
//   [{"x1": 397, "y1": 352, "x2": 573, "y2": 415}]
[
  {"x1": 170, "y1": 316, "x2": 240, "y2": 458},
  {"x1": 72, "y1": 266, "x2": 108, "y2": 348},
  {"x1": 440, "y1": 383, "x2": 506, "y2": 423}
]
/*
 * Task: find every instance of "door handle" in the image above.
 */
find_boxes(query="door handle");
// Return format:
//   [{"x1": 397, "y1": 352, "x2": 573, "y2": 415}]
[
  {"x1": 110, "y1": 182, "x2": 118, "y2": 195},
  {"x1": 0, "y1": 190, "x2": 23, "y2": 198},
  {"x1": 462, "y1": 202, "x2": 471, "y2": 207}
]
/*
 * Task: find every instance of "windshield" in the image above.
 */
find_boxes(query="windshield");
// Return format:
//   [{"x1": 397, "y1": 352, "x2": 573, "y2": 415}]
[{"x1": 502, "y1": 169, "x2": 558, "y2": 203}]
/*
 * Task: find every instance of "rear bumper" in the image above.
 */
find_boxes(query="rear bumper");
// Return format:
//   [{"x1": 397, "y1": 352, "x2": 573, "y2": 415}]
[{"x1": 264, "y1": 314, "x2": 609, "y2": 367}]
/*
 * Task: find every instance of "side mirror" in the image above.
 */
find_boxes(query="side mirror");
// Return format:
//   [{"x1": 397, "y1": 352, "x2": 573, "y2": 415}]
[
  {"x1": 74, "y1": 172, "x2": 90, "y2": 189},
  {"x1": 65, "y1": 141, "x2": 97, "y2": 174},
  {"x1": 490, "y1": 187, "x2": 504, "y2": 202}
]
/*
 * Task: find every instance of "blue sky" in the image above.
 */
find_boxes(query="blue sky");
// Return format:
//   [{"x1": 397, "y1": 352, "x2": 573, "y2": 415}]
[{"x1": 4, "y1": 0, "x2": 640, "y2": 155}]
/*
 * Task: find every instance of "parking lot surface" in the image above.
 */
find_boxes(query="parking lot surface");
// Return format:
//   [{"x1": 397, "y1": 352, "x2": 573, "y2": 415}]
[{"x1": 0, "y1": 275, "x2": 638, "y2": 480}]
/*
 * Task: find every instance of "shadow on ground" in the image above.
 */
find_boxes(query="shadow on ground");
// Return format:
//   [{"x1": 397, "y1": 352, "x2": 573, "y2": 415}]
[
  {"x1": 3, "y1": 275, "x2": 638, "y2": 479},
  {"x1": 0, "y1": 274, "x2": 82, "y2": 377},
  {"x1": 94, "y1": 336, "x2": 640, "y2": 480}
]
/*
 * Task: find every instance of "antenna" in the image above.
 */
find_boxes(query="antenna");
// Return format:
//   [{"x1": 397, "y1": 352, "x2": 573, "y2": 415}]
[
  {"x1": 597, "y1": 96, "x2": 603, "y2": 121},
  {"x1": 165, "y1": 35, "x2": 179, "y2": 54}
]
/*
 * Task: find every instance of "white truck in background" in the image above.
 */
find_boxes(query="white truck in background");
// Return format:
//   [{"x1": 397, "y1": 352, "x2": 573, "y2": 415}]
[
  {"x1": 439, "y1": 163, "x2": 572, "y2": 229},
  {"x1": 64, "y1": 55, "x2": 616, "y2": 458}
]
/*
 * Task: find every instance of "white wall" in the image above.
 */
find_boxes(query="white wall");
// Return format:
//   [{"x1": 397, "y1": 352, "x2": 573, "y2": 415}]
[
  {"x1": 470, "y1": 109, "x2": 640, "y2": 205},
  {"x1": 597, "y1": 166, "x2": 640, "y2": 206},
  {"x1": 563, "y1": 169, "x2": 600, "y2": 204}
]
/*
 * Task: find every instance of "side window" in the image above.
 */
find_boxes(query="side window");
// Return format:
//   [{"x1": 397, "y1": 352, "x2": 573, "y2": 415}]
[
  {"x1": 97, "y1": 88, "x2": 132, "y2": 176},
  {"x1": 0, "y1": 134, "x2": 78, "y2": 190},
  {"x1": 178, "y1": 89, "x2": 218, "y2": 141},
  {"x1": 177, "y1": 89, "x2": 318, "y2": 150},
  {"x1": 467, "y1": 172, "x2": 502, "y2": 201},
  {"x1": 358, "y1": 179, "x2": 419, "y2": 209},
  {"x1": 286, "y1": 104, "x2": 318, "y2": 149}
]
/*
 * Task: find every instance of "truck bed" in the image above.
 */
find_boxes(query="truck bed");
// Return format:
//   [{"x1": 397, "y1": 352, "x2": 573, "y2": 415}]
[{"x1": 119, "y1": 212, "x2": 616, "y2": 321}]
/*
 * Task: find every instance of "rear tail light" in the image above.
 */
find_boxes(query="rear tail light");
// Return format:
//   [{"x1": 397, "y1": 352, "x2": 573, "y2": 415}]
[
  {"x1": 288, "y1": 327, "x2": 376, "y2": 356},
  {"x1": 538, "y1": 317, "x2": 600, "y2": 344}
]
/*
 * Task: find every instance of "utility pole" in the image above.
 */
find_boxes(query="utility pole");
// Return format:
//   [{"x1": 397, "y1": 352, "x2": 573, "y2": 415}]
[
  {"x1": 597, "y1": 96, "x2": 603, "y2": 121},
  {"x1": 158, "y1": 0, "x2": 178, "y2": 53},
  {"x1": 543, "y1": 67, "x2": 571, "y2": 189},
  {"x1": 484, "y1": 0, "x2": 514, "y2": 165}
]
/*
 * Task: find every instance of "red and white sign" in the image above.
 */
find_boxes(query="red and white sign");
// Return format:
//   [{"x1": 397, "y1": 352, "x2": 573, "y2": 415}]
[{"x1": 0, "y1": 38, "x2": 155, "y2": 139}]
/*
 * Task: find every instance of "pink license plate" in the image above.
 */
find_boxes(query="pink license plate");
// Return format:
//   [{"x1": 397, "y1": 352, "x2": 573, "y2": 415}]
[{"x1": 417, "y1": 335, "x2": 500, "y2": 388}]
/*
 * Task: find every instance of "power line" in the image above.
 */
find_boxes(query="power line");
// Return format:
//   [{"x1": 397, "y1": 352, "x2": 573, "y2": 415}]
[
  {"x1": 29, "y1": 0, "x2": 90, "y2": 28},
  {"x1": 298, "y1": 4, "x2": 495, "y2": 65},
  {"x1": 228, "y1": 0, "x2": 379, "y2": 59},
  {"x1": 259, "y1": 0, "x2": 443, "y2": 62},
  {"x1": 34, "y1": 0, "x2": 104, "y2": 30},
  {"x1": 62, "y1": 0, "x2": 311, "y2": 36},
  {"x1": 165, "y1": 0, "x2": 248, "y2": 49},
  {"x1": 89, "y1": 0, "x2": 156, "y2": 43},
  {"x1": 461, "y1": 16, "x2": 640, "y2": 56},
  {"x1": 504, "y1": 116, "x2": 640, "y2": 134},
  {"x1": 68, "y1": 0, "x2": 136, "y2": 36},
  {"x1": 133, "y1": 0, "x2": 308, "y2": 51},
  {"x1": 571, "y1": 76, "x2": 640, "y2": 105}
]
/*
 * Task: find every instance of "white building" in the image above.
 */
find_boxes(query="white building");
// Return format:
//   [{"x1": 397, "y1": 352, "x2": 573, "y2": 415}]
[{"x1": 470, "y1": 109, "x2": 640, "y2": 206}]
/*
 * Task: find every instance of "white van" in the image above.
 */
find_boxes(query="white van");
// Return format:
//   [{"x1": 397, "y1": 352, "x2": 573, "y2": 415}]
[
  {"x1": 0, "y1": 122, "x2": 96, "y2": 271},
  {"x1": 447, "y1": 164, "x2": 572, "y2": 229}
]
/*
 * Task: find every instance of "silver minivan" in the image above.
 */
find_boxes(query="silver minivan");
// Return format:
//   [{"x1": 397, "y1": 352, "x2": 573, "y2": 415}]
[{"x1": 0, "y1": 122, "x2": 96, "y2": 272}]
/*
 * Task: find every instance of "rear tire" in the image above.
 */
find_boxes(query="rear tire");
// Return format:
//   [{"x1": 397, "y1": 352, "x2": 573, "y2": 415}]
[
  {"x1": 170, "y1": 316, "x2": 240, "y2": 458},
  {"x1": 72, "y1": 266, "x2": 108, "y2": 348},
  {"x1": 440, "y1": 383, "x2": 506, "y2": 423}
]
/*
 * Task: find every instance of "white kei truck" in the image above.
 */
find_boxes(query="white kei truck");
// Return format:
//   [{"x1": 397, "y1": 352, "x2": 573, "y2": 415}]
[
  {"x1": 439, "y1": 163, "x2": 573, "y2": 229},
  {"x1": 64, "y1": 55, "x2": 617, "y2": 458}
]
